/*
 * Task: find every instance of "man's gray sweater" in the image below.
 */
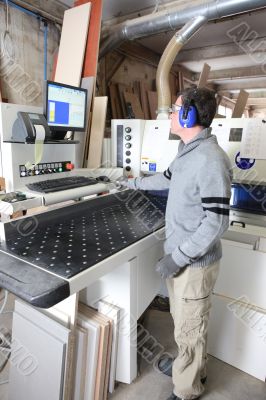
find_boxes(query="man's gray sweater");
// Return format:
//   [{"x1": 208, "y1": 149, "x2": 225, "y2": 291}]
[{"x1": 132, "y1": 128, "x2": 233, "y2": 268}]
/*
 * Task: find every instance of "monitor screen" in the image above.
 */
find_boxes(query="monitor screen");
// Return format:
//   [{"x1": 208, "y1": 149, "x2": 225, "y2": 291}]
[{"x1": 44, "y1": 81, "x2": 87, "y2": 132}]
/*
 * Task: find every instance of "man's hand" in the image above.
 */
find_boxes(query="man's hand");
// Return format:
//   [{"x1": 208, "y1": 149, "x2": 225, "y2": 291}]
[
  {"x1": 116, "y1": 176, "x2": 137, "y2": 189},
  {"x1": 156, "y1": 254, "x2": 182, "y2": 279}
]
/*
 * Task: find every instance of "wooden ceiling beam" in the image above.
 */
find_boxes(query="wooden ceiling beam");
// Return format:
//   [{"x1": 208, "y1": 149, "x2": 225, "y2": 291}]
[{"x1": 194, "y1": 65, "x2": 266, "y2": 82}]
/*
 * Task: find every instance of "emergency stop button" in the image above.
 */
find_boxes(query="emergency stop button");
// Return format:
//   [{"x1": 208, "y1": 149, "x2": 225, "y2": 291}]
[{"x1": 66, "y1": 163, "x2": 74, "y2": 170}]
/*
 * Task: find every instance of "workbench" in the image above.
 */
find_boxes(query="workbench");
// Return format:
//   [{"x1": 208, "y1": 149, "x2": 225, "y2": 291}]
[
  {"x1": 0, "y1": 190, "x2": 167, "y2": 307},
  {"x1": 0, "y1": 189, "x2": 168, "y2": 399}
]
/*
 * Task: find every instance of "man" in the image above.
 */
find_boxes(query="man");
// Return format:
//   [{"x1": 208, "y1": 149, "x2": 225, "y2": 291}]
[{"x1": 122, "y1": 87, "x2": 232, "y2": 400}]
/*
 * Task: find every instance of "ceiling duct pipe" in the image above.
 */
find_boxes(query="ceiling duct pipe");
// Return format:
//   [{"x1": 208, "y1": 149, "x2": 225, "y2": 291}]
[
  {"x1": 156, "y1": 16, "x2": 207, "y2": 119},
  {"x1": 100, "y1": 0, "x2": 266, "y2": 58}
]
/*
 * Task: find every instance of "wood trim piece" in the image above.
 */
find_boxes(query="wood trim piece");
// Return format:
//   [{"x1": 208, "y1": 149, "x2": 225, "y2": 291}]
[
  {"x1": 109, "y1": 83, "x2": 123, "y2": 119},
  {"x1": 197, "y1": 63, "x2": 211, "y2": 89},
  {"x1": 140, "y1": 81, "x2": 150, "y2": 119},
  {"x1": 147, "y1": 91, "x2": 158, "y2": 120},
  {"x1": 87, "y1": 97, "x2": 108, "y2": 168},
  {"x1": 232, "y1": 89, "x2": 249, "y2": 118}
]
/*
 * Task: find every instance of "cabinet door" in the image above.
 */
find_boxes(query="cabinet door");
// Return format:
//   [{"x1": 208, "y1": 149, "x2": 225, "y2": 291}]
[
  {"x1": 9, "y1": 302, "x2": 70, "y2": 400},
  {"x1": 208, "y1": 294, "x2": 266, "y2": 382},
  {"x1": 214, "y1": 241, "x2": 266, "y2": 309}
]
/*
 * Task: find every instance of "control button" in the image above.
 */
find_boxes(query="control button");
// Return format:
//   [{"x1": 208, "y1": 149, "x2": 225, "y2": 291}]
[
  {"x1": 66, "y1": 163, "x2": 74, "y2": 171},
  {"x1": 125, "y1": 135, "x2": 131, "y2": 141},
  {"x1": 125, "y1": 166, "x2": 131, "y2": 172},
  {"x1": 125, "y1": 127, "x2": 132, "y2": 133},
  {"x1": 59, "y1": 168, "x2": 63, "y2": 172},
  {"x1": 125, "y1": 158, "x2": 131, "y2": 164},
  {"x1": 126, "y1": 151, "x2": 131, "y2": 156},
  {"x1": 125, "y1": 143, "x2": 131, "y2": 149},
  {"x1": 21, "y1": 172, "x2": 26, "y2": 177}
]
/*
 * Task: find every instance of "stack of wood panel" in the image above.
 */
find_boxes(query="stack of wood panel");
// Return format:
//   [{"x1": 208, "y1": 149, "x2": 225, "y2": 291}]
[
  {"x1": 109, "y1": 80, "x2": 157, "y2": 120},
  {"x1": 74, "y1": 301, "x2": 121, "y2": 400}
]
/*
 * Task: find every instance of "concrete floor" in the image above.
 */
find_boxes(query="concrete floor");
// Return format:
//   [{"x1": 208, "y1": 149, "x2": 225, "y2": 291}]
[{"x1": 109, "y1": 309, "x2": 266, "y2": 400}]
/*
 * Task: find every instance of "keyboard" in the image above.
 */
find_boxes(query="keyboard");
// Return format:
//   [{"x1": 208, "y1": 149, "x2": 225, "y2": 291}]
[{"x1": 26, "y1": 176, "x2": 99, "y2": 193}]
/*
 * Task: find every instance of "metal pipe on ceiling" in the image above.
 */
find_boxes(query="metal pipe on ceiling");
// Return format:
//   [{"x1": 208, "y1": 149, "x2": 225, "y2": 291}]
[{"x1": 100, "y1": 0, "x2": 266, "y2": 58}]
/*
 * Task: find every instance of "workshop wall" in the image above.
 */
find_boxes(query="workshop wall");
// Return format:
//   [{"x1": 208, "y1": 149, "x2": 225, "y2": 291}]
[
  {"x1": 98, "y1": 51, "x2": 180, "y2": 123},
  {"x1": 0, "y1": 3, "x2": 60, "y2": 106}
]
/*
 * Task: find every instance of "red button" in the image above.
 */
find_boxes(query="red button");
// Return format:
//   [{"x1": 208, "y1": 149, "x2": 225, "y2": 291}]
[{"x1": 66, "y1": 163, "x2": 74, "y2": 170}]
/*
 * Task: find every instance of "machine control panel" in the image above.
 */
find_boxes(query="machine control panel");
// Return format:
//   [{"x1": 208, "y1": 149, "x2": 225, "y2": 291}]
[
  {"x1": 19, "y1": 161, "x2": 73, "y2": 178},
  {"x1": 111, "y1": 120, "x2": 146, "y2": 177}
]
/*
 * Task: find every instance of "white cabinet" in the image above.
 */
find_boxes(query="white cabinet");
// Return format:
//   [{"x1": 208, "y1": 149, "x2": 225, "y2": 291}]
[
  {"x1": 9, "y1": 301, "x2": 70, "y2": 400},
  {"x1": 208, "y1": 233, "x2": 266, "y2": 382},
  {"x1": 208, "y1": 295, "x2": 266, "y2": 382},
  {"x1": 215, "y1": 239, "x2": 266, "y2": 309}
]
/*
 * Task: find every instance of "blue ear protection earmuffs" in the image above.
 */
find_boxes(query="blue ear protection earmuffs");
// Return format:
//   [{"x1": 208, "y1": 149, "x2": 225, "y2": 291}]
[{"x1": 179, "y1": 103, "x2": 198, "y2": 128}]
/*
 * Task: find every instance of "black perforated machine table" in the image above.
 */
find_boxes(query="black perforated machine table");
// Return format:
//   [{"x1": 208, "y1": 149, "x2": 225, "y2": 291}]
[{"x1": 0, "y1": 190, "x2": 167, "y2": 307}]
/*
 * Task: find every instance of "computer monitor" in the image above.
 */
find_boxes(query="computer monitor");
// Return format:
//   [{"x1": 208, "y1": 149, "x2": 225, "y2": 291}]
[{"x1": 44, "y1": 80, "x2": 87, "y2": 140}]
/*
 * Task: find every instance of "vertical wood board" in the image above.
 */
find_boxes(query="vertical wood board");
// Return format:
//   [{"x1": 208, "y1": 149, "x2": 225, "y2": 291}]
[
  {"x1": 147, "y1": 91, "x2": 158, "y2": 120},
  {"x1": 74, "y1": 0, "x2": 103, "y2": 78},
  {"x1": 232, "y1": 89, "x2": 249, "y2": 118},
  {"x1": 87, "y1": 96, "x2": 108, "y2": 169},
  {"x1": 55, "y1": 3, "x2": 91, "y2": 86},
  {"x1": 123, "y1": 92, "x2": 144, "y2": 119},
  {"x1": 197, "y1": 63, "x2": 211, "y2": 88}
]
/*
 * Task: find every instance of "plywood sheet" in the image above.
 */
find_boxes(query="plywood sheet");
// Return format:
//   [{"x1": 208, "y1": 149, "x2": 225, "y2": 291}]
[
  {"x1": 147, "y1": 91, "x2": 158, "y2": 120},
  {"x1": 73, "y1": 326, "x2": 88, "y2": 400},
  {"x1": 123, "y1": 92, "x2": 144, "y2": 119},
  {"x1": 74, "y1": 0, "x2": 103, "y2": 78},
  {"x1": 55, "y1": 3, "x2": 91, "y2": 86},
  {"x1": 78, "y1": 315, "x2": 100, "y2": 400},
  {"x1": 109, "y1": 83, "x2": 123, "y2": 119},
  {"x1": 197, "y1": 63, "x2": 211, "y2": 88},
  {"x1": 79, "y1": 304, "x2": 110, "y2": 400},
  {"x1": 232, "y1": 89, "x2": 249, "y2": 118},
  {"x1": 87, "y1": 97, "x2": 108, "y2": 168},
  {"x1": 76, "y1": 76, "x2": 95, "y2": 167},
  {"x1": 140, "y1": 81, "x2": 150, "y2": 119},
  {"x1": 98, "y1": 301, "x2": 120, "y2": 394},
  {"x1": 117, "y1": 83, "x2": 133, "y2": 117}
]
